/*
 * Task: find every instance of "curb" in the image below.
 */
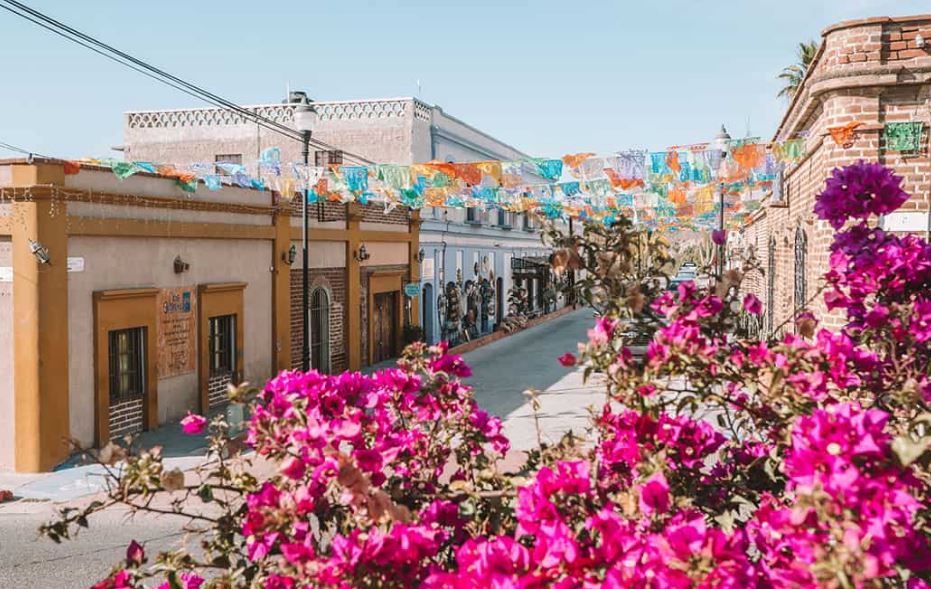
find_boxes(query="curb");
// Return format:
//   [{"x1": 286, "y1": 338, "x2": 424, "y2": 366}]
[{"x1": 448, "y1": 306, "x2": 577, "y2": 356}]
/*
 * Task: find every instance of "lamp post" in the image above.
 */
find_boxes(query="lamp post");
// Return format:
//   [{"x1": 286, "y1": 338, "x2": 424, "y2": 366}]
[
  {"x1": 294, "y1": 98, "x2": 318, "y2": 371},
  {"x1": 709, "y1": 124, "x2": 731, "y2": 279}
]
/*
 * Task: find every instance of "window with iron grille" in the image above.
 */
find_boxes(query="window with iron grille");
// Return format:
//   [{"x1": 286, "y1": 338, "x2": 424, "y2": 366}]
[
  {"x1": 794, "y1": 228, "x2": 807, "y2": 312},
  {"x1": 767, "y1": 237, "x2": 776, "y2": 334},
  {"x1": 310, "y1": 288, "x2": 330, "y2": 374},
  {"x1": 315, "y1": 150, "x2": 343, "y2": 167},
  {"x1": 214, "y1": 154, "x2": 242, "y2": 175},
  {"x1": 208, "y1": 315, "x2": 236, "y2": 377},
  {"x1": 108, "y1": 327, "x2": 146, "y2": 402}
]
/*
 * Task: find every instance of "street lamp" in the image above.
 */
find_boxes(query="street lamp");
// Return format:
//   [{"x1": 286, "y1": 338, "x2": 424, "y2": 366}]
[
  {"x1": 708, "y1": 124, "x2": 731, "y2": 278},
  {"x1": 294, "y1": 98, "x2": 318, "y2": 371}
]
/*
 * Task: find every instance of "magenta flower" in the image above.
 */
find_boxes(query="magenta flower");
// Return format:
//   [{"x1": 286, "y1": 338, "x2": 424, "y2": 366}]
[
  {"x1": 814, "y1": 161, "x2": 909, "y2": 229},
  {"x1": 280, "y1": 455, "x2": 306, "y2": 480},
  {"x1": 711, "y1": 229, "x2": 727, "y2": 245},
  {"x1": 180, "y1": 412, "x2": 207, "y2": 435},
  {"x1": 125, "y1": 540, "x2": 145, "y2": 566},
  {"x1": 558, "y1": 352, "x2": 577, "y2": 367},
  {"x1": 742, "y1": 293, "x2": 762, "y2": 315},
  {"x1": 639, "y1": 472, "x2": 670, "y2": 516}
]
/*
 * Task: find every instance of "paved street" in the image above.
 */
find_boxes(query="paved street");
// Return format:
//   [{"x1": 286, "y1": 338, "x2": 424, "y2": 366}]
[
  {"x1": 463, "y1": 309, "x2": 605, "y2": 450},
  {"x1": 0, "y1": 309, "x2": 603, "y2": 589}
]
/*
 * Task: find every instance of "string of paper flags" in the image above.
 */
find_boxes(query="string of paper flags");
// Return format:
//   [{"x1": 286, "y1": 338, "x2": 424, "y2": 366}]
[{"x1": 66, "y1": 119, "x2": 924, "y2": 231}]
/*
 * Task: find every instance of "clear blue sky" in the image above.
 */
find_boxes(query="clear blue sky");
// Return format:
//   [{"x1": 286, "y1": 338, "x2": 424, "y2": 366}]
[{"x1": 1, "y1": 0, "x2": 928, "y2": 161}]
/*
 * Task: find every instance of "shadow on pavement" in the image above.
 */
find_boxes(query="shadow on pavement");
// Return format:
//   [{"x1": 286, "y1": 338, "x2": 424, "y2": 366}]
[{"x1": 463, "y1": 309, "x2": 593, "y2": 418}]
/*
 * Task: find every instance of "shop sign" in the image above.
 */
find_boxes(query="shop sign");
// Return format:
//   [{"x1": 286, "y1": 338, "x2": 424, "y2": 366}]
[
  {"x1": 67, "y1": 257, "x2": 84, "y2": 272},
  {"x1": 404, "y1": 282, "x2": 421, "y2": 298},
  {"x1": 157, "y1": 287, "x2": 196, "y2": 378},
  {"x1": 421, "y1": 257, "x2": 435, "y2": 280}
]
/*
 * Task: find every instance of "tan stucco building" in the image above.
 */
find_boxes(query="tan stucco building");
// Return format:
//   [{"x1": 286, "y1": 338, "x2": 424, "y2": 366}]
[
  {"x1": 122, "y1": 95, "x2": 553, "y2": 346},
  {"x1": 0, "y1": 159, "x2": 419, "y2": 472}
]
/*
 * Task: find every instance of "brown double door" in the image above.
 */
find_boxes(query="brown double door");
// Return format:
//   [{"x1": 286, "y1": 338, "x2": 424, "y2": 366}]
[{"x1": 373, "y1": 291, "x2": 398, "y2": 363}]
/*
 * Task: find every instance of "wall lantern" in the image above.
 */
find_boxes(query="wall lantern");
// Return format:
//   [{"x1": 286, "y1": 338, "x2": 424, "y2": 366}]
[
  {"x1": 173, "y1": 255, "x2": 190, "y2": 274},
  {"x1": 354, "y1": 243, "x2": 371, "y2": 262},
  {"x1": 416, "y1": 247, "x2": 425, "y2": 263},
  {"x1": 28, "y1": 239, "x2": 50, "y2": 265},
  {"x1": 283, "y1": 244, "x2": 297, "y2": 265}
]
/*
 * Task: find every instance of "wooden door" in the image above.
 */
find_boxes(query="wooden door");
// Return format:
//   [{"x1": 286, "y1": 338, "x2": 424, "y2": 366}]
[{"x1": 373, "y1": 291, "x2": 398, "y2": 362}]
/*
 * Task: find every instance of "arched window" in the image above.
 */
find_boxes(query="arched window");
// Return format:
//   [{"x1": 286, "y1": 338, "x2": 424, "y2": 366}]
[
  {"x1": 767, "y1": 236, "x2": 776, "y2": 334},
  {"x1": 310, "y1": 288, "x2": 330, "y2": 373},
  {"x1": 794, "y1": 228, "x2": 807, "y2": 313}
]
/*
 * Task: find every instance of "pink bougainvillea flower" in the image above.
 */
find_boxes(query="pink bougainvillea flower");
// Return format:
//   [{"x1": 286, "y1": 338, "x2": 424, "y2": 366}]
[
  {"x1": 125, "y1": 539, "x2": 145, "y2": 566},
  {"x1": 639, "y1": 472, "x2": 670, "y2": 516},
  {"x1": 742, "y1": 293, "x2": 762, "y2": 315},
  {"x1": 711, "y1": 229, "x2": 727, "y2": 246},
  {"x1": 92, "y1": 569, "x2": 134, "y2": 589},
  {"x1": 156, "y1": 573, "x2": 204, "y2": 589},
  {"x1": 814, "y1": 161, "x2": 909, "y2": 229},
  {"x1": 558, "y1": 352, "x2": 577, "y2": 367},
  {"x1": 180, "y1": 412, "x2": 207, "y2": 435},
  {"x1": 280, "y1": 455, "x2": 306, "y2": 480}
]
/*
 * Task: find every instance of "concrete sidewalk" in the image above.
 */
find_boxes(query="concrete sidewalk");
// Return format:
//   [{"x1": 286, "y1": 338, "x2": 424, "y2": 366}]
[{"x1": 0, "y1": 412, "x2": 219, "y2": 502}]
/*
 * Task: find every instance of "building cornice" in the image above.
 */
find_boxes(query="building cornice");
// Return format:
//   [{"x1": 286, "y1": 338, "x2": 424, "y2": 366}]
[{"x1": 774, "y1": 14, "x2": 931, "y2": 141}]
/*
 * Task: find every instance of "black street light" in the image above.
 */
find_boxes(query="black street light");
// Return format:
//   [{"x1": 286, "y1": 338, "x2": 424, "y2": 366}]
[
  {"x1": 709, "y1": 124, "x2": 731, "y2": 279},
  {"x1": 294, "y1": 98, "x2": 318, "y2": 371}
]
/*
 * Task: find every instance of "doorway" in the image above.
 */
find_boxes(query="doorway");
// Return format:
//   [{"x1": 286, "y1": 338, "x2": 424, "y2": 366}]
[
  {"x1": 373, "y1": 291, "x2": 398, "y2": 363},
  {"x1": 422, "y1": 283, "x2": 434, "y2": 343}
]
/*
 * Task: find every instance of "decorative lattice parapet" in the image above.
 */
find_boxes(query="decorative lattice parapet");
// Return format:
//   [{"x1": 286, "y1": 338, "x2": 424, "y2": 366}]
[{"x1": 127, "y1": 98, "x2": 428, "y2": 129}]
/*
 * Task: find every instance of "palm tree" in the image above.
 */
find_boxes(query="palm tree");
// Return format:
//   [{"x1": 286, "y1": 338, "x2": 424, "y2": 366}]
[{"x1": 777, "y1": 41, "x2": 819, "y2": 98}]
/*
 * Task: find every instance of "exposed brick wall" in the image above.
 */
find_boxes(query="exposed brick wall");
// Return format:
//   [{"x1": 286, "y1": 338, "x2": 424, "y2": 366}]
[
  {"x1": 288, "y1": 200, "x2": 348, "y2": 221},
  {"x1": 290, "y1": 268, "x2": 348, "y2": 373},
  {"x1": 743, "y1": 15, "x2": 931, "y2": 334},
  {"x1": 109, "y1": 397, "x2": 144, "y2": 440},
  {"x1": 361, "y1": 203, "x2": 411, "y2": 225},
  {"x1": 284, "y1": 201, "x2": 410, "y2": 225},
  {"x1": 208, "y1": 373, "x2": 231, "y2": 409}
]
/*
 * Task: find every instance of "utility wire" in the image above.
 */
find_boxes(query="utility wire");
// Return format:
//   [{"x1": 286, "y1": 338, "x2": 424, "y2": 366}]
[
  {"x1": 0, "y1": 139, "x2": 51, "y2": 159},
  {"x1": 0, "y1": 0, "x2": 373, "y2": 165}
]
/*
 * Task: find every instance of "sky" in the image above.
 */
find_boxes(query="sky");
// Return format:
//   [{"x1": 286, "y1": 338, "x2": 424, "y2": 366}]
[{"x1": 0, "y1": 0, "x2": 928, "y2": 161}]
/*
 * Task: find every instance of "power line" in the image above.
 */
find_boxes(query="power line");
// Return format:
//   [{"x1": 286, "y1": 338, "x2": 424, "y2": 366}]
[
  {"x1": 0, "y1": 139, "x2": 51, "y2": 159},
  {"x1": 0, "y1": 0, "x2": 373, "y2": 165}
]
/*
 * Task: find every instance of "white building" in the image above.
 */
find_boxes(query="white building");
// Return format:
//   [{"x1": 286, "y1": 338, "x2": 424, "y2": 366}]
[{"x1": 123, "y1": 94, "x2": 555, "y2": 346}]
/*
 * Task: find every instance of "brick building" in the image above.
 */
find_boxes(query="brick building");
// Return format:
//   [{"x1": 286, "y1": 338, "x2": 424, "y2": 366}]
[
  {"x1": 0, "y1": 159, "x2": 418, "y2": 472},
  {"x1": 739, "y1": 14, "x2": 931, "y2": 332}
]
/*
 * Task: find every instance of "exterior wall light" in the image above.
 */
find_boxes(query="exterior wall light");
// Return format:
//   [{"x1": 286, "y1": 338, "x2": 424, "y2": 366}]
[
  {"x1": 354, "y1": 243, "x2": 371, "y2": 262},
  {"x1": 28, "y1": 239, "x2": 50, "y2": 264},
  {"x1": 283, "y1": 244, "x2": 297, "y2": 265},
  {"x1": 173, "y1": 255, "x2": 190, "y2": 274},
  {"x1": 917, "y1": 34, "x2": 926, "y2": 49},
  {"x1": 416, "y1": 247, "x2": 425, "y2": 262}
]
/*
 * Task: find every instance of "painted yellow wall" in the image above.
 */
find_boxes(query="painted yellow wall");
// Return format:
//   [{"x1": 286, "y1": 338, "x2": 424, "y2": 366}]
[{"x1": 67, "y1": 236, "x2": 273, "y2": 448}]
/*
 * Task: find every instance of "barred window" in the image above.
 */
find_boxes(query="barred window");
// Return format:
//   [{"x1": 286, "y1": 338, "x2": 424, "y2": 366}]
[
  {"x1": 311, "y1": 288, "x2": 330, "y2": 374},
  {"x1": 315, "y1": 150, "x2": 343, "y2": 167},
  {"x1": 767, "y1": 236, "x2": 776, "y2": 334},
  {"x1": 794, "y1": 228, "x2": 807, "y2": 312},
  {"x1": 208, "y1": 315, "x2": 236, "y2": 377},
  {"x1": 108, "y1": 327, "x2": 146, "y2": 402},
  {"x1": 214, "y1": 154, "x2": 242, "y2": 175}
]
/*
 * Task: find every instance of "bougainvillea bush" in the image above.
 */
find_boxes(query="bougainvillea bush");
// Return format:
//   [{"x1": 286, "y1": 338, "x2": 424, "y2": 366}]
[{"x1": 54, "y1": 162, "x2": 930, "y2": 588}]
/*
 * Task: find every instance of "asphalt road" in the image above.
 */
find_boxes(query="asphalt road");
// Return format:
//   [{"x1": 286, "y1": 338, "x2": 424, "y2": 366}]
[{"x1": 0, "y1": 308, "x2": 600, "y2": 589}]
